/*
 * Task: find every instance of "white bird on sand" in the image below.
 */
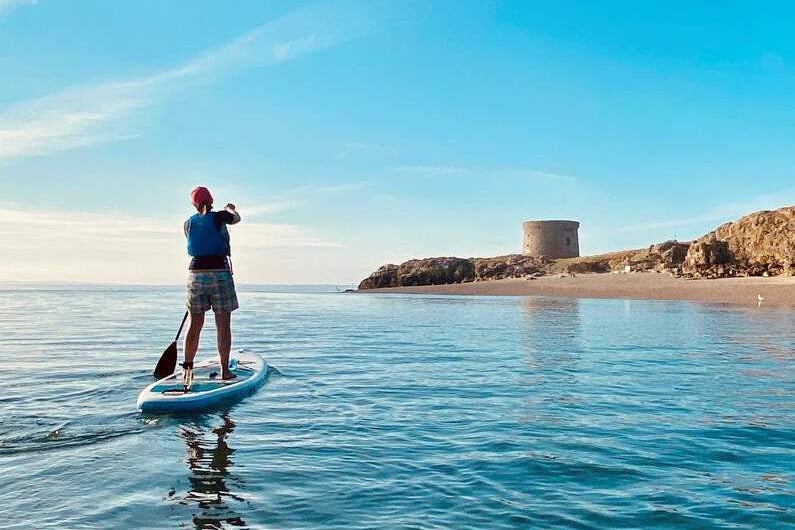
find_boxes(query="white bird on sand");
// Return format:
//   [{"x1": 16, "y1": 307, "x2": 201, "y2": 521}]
[{"x1": 757, "y1": 294, "x2": 765, "y2": 306}]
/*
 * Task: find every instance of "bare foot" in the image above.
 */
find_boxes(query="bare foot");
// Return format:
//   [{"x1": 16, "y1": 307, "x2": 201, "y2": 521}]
[{"x1": 222, "y1": 371, "x2": 237, "y2": 380}]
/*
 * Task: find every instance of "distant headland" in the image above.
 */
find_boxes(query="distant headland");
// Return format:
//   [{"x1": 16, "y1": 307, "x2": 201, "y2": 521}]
[{"x1": 358, "y1": 206, "x2": 795, "y2": 306}]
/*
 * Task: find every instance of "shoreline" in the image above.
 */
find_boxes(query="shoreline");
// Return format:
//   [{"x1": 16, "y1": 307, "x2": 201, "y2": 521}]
[{"x1": 358, "y1": 272, "x2": 795, "y2": 307}]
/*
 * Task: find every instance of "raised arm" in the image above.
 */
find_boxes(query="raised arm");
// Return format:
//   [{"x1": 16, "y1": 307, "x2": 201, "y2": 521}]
[{"x1": 225, "y1": 203, "x2": 241, "y2": 224}]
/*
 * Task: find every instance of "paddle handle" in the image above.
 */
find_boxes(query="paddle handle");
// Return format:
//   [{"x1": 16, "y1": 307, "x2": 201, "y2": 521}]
[{"x1": 174, "y1": 311, "x2": 189, "y2": 342}]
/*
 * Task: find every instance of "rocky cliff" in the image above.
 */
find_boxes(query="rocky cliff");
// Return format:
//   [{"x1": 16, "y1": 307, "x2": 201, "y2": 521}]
[
  {"x1": 683, "y1": 206, "x2": 795, "y2": 278},
  {"x1": 358, "y1": 206, "x2": 795, "y2": 289},
  {"x1": 358, "y1": 257, "x2": 474, "y2": 289},
  {"x1": 357, "y1": 255, "x2": 547, "y2": 290},
  {"x1": 553, "y1": 240, "x2": 690, "y2": 275}
]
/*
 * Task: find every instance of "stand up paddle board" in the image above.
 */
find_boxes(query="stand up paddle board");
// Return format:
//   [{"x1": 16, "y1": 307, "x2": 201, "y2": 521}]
[{"x1": 137, "y1": 352, "x2": 267, "y2": 413}]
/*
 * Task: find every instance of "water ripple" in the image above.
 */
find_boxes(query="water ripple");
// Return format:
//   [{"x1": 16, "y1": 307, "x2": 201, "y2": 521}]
[{"x1": 0, "y1": 288, "x2": 794, "y2": 529}]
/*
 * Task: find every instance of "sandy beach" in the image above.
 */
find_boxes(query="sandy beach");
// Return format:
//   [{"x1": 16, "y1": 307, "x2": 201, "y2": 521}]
[{"x1": 360, "y1": 272, "x2": 795, "y2": 307}]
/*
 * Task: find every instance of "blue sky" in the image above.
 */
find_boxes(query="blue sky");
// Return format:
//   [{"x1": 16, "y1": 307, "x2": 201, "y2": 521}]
[{"x1": 2, "y1": 0, "x2": 794, "y2": 283}]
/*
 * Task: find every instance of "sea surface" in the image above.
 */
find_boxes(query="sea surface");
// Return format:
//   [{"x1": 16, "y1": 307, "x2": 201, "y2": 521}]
[{"x1": 1, "y1": 285, "x2": 794, "y2": 529}]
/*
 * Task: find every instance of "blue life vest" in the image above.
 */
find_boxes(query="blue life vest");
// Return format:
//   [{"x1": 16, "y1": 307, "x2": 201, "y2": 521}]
[{"x1": 186, "y1": 212, "x2": 230, "y2": 257}]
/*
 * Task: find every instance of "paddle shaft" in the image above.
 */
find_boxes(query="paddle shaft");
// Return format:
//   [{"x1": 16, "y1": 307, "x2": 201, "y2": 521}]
[
  {"x1": 153, "y1": 311, "x2": 190, "y2": 379},
  {"x1": 174, "y1": 311, "x2": 189, "y2": 342}
]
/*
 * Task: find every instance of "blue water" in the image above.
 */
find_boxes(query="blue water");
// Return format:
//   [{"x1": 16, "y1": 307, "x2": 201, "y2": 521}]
[{"x1": 1, "y1": 286, "x2": 794, "y2": 529}]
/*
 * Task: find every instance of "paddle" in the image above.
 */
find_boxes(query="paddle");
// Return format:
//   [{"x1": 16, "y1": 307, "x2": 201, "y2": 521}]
[{"x1": 153, "y1": 311, "x2": 189, "y2": 379}]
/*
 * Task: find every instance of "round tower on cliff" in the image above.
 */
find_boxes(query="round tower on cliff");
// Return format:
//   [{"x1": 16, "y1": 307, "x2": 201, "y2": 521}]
[{"x1": 522, "y1": 220, "x2": 580, "y2": 259}]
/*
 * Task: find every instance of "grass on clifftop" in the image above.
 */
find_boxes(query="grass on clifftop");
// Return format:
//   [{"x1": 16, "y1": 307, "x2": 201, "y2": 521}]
[{"x1": 548, "y1": 249, "x2": 651, "y2": 274}]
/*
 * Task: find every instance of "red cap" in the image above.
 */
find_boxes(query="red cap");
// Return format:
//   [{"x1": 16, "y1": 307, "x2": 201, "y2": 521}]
[{"x1": 190, "y1": 186, "x2": 213, "y2": 207}]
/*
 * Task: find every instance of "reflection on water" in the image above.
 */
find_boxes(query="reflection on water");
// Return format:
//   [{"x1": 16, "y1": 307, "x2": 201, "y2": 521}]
[
  {"x1": 178, "y1": 414, "x2": 248, "y2": 529},
  {"x1": 4, "y1": 289, "x2": 795, "y2": 529},
  {"x1": 519, "y1": 298, "x2": 585, "y2": 423},
  {"x1": 521, "y1": 297, "x2": 583, "y2": 368}
]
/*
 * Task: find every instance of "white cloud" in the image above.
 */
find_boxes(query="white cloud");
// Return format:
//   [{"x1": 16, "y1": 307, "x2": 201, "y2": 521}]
[
  {"x1": 237, "y1": 201, "x2": 305, "y2": 217},
  {"x1": 0, "y1": 81, "x2": 151, "y2": 162},
  {"x1": 491, "y1": 168, "x2": 576, "y2": 181},
  {"x1": 237, "y1": 221, "x2": 341, "y2": 249},
  {"x1": 278, "y1": 181, "x2": 374, "y2": 195},
  {"x1": 0, "y1": 2, "x2": 377, "y2": 164},
  {"x1": 394, "y1": 165, "x2": 467, "y2": 175},
  {"x1": 0, "y1": 206, "x2": 339, "y2": 283},
  {"x1": 610, "y1": 190, "x2": 795, "y2": 234},
  {"x1": 272, "y1": 34, "x2": 320, "y2": 62},
  {"x1": 0, "y1": 0, "x2": 36, "y2": 17},
  {"x1": 393, "y1": 165, "x2": 576, "y2": 180},
  {"x1": 220, "y1": 181, "x2": 373, "y2": 217}
]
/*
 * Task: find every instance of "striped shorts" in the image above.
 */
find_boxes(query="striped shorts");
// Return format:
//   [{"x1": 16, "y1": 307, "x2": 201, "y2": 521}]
[{"x1": 186, "y1": 271, "x2": 239, "y2": 314}]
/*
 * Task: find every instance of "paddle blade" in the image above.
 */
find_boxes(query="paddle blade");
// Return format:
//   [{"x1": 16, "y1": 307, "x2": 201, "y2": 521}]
[{"x1": 153, "y1": 341, "x2": 178, "y2": 379}]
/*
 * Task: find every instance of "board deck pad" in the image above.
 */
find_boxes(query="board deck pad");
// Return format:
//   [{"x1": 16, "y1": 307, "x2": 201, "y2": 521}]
[
  {"x1": 152, "y1": 363, "x2": 255, "y2": 394},
  {"x1": 137, "y1": 353, "x2": 267, "y2": 413}
]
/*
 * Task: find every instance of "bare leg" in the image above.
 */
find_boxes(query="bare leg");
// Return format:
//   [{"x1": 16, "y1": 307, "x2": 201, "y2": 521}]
[
  {"x1": 214, "y1": 311, "x2": 235, "y2": 379},
  {"x1": 183, "y1": 312, "x2": 205, "y2": 366}
]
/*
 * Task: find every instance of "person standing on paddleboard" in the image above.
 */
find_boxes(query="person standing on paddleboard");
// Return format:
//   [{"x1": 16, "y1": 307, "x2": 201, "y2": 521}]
[{"x1": 183, "y1": 186, "x2": 241, "y2": 381}]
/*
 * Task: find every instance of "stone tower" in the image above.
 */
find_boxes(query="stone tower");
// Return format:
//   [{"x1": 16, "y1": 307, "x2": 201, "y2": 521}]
[{"x1": 522, "y1": 220, "x2": 580, "y2": 259}]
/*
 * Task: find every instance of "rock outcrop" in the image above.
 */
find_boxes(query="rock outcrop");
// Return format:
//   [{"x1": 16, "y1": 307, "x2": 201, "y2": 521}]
[
  {"x1": 683, "y1": 206, "x2": 795, "y2": 278},
  {"x1": 358, "y1": 264, "x2": 401, "y2": 289},
  {"x1": 358, "y1": 245, "x2": 692, "y2": 289},
  {"x1": 554, "y1": 240, "x2": 690, "y2": 275},
  {"x1": 472, "y1": 254, "x2": 548, "y2": 281},
  {"x1": 358, "y1": 258, "x2": 473, "y2": 289},
  {"x1": 649, "y1": 240, "x2": 691, "y2": 272},
  {"x1": 357, "y1": 255, "x2": 547, "y2": 290},
  {"x1": 358, "y1": 206, "x2": 795, "y2": 288},
  {"x1": 396, "y1": 257, "x2": 475, "y2": 287}
]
